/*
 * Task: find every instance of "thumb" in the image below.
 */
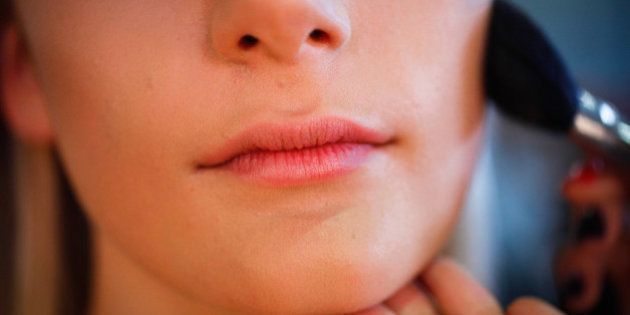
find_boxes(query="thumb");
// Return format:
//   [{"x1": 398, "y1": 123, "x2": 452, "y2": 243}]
[{"x1": 506, "y1": 297, "x2": 565, "y2": 315}]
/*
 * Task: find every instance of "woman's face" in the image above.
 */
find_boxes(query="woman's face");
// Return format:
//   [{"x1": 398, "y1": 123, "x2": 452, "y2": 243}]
[{"x1": 7, "y1": 0, "x2": 489, "y2": 313}]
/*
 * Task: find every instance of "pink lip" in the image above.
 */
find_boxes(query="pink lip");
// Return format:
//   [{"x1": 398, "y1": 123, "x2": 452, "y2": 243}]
[{"x1": 196, "y1": 117, "x2": 393, "y2": 185}]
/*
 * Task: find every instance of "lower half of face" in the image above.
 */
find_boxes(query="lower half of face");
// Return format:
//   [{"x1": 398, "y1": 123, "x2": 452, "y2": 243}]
[{"x1": 16, "y1": 0, "x2": 490, "y2": 313}]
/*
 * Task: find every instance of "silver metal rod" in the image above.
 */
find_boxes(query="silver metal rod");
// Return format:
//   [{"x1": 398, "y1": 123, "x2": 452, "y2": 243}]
[{"x1": 572, "y1": 90, "x2": 630, "y2": 164}]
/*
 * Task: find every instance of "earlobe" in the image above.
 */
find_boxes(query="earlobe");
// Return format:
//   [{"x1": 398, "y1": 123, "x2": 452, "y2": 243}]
[{"x1": 1, "y1": 24, "x2": 54, "y2": 146}]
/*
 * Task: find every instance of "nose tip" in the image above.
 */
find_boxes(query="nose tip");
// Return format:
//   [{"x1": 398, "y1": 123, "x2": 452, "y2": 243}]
[{"x1": 210, "y1": 0, "x2": 351, "y2": 64}]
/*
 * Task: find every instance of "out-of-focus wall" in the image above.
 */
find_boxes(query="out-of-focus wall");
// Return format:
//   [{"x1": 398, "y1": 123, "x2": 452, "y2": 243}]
[{"x1": 509, "y1": 0, "x2": 630, "y2": 114}]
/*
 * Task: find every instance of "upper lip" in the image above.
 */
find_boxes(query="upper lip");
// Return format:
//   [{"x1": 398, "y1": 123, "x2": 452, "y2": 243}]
[{"x1": 197, "y1": 116, "x2": 394, "y2": 168}]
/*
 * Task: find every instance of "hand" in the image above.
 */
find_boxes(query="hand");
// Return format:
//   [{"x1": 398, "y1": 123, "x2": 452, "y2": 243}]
[
  {"x1": 351, "y1": 258, "x2": 564, "y2": 315},
  {"x1": 556, "y1": 158, "x2": 630, "y2": 314}
]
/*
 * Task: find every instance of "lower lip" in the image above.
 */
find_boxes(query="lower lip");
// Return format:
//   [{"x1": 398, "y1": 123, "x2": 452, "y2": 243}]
[{"x1": 210, "y1": 143, "x2": 377, "y2": 185}]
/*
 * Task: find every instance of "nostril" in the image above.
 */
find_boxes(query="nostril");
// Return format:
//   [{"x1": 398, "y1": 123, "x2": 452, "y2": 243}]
[
  {"x1": 238, "y1": 34, "x2": 259, "y2": 50},
  {"x1": 308, "y1": 29, "x2": 331, "y2": 44}
]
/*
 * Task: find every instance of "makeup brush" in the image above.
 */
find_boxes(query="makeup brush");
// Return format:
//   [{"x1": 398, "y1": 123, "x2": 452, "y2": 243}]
[{"x1": 485, "y1": 0, "x2": 630, "y2": 164}]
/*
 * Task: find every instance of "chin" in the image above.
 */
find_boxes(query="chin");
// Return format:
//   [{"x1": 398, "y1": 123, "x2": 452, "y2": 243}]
[
  {"x1": 226, "y1": 266, "x2": 406, "y2": 315},
  {"x1": 216, "y1": 239, "x2": 434, "y2": 315}
]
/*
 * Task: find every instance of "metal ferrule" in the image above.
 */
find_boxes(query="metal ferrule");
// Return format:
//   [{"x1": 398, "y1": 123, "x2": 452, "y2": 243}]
[{"x1": 572, "y1": 90, "x2": 630, "y2": 164}]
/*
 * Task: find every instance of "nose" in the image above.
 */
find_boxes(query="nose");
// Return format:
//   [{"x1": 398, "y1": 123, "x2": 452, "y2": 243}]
[{"x1": 209, "y1": 0, "x2": 351, "y2": 64}]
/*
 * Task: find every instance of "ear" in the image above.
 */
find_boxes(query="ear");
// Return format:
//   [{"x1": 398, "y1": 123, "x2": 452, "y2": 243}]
[{"x1": 1, "y1": 25, "x2": 54, "y2": 146}]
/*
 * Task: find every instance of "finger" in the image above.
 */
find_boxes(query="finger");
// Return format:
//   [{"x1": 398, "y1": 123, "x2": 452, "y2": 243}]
[
  {"x1": 384, "y1": 282, "x2": 437, "y2": 315},
  {"x1": 350, "y1": 304, "x2": 395, "y2": 315},
  {"x1": 565, "y1": 203, "x2": 623, "y2": 254},
  {"x1": 506, "y1": 297, "x2": 565, "y2": 315},
  {"x1": 555, "y1": 247, "x2": 602, "y2": 313},
  {"x1": 421, "y1": 258, "x2": 502, "y2": 315},
  {"x1": 563, "y1": 159, "x2": 625, "y2": 203},
  {"x1": 563, "y1": 160, "x2": 625, "y2": 251}
]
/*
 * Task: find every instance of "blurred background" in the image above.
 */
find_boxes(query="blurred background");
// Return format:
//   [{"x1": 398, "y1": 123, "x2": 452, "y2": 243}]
[
  {"x1": 449, "y1": 0, "x2": 629, "y2": 312},
  {"x1": 504, "y1": 2, "x2": 629, "y2": 312}
]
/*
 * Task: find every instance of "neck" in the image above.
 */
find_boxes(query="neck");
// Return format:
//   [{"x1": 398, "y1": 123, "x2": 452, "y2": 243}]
[{"x1": 87, "y1": 231, "x2": 230, "y2": 315}]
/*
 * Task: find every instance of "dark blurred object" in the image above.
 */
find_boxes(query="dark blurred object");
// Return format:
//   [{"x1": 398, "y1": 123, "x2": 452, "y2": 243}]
[
  {"x1": 508, "y1": 0, "x2": 630, "y2": 117},
  {"x1": 0, "y1": 105, "x2": 16, "y2": 315},
  {"x1": 0, "y1": 2, "x2": 16, "y2": 315},
  {"x1": 485, "y1": 0, "x2": 630, "y2": 166},
  {"x1": 485, "y1": 0, "x2": 578, "y2": 133}
]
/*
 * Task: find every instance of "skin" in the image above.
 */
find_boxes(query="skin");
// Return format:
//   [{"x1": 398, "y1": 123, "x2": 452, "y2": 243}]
[
  {"x1": 0, "y1": 0, "x2": 563, "y2": 314},
  {"x1": 558, "y1": 159, "x2": 629, "y2": 314}
]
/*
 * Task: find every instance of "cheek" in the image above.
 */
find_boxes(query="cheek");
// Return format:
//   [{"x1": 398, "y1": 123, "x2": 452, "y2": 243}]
[
  {"x1": 22, "y1": 0, "x2": 232, "y2": 225},
  {"x1": 24, "y1": 6, "x2": 250, "y2": 293}
]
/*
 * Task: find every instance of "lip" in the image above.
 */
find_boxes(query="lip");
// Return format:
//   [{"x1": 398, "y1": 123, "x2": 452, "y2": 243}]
[{"x1": 196, "y1": 116, "x2": 394, "y2": 185}]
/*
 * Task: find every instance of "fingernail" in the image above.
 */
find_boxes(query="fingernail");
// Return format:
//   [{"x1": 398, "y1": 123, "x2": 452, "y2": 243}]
[
  {"x1": 576, "y1": 206, "x2": 605, "y2": 241},
  {"x1": 559, "y1": 274, "x2": 584, "y2": 301},
  {"x1": 566, "y1": 158, "x2": 605, "y2": 185}
]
